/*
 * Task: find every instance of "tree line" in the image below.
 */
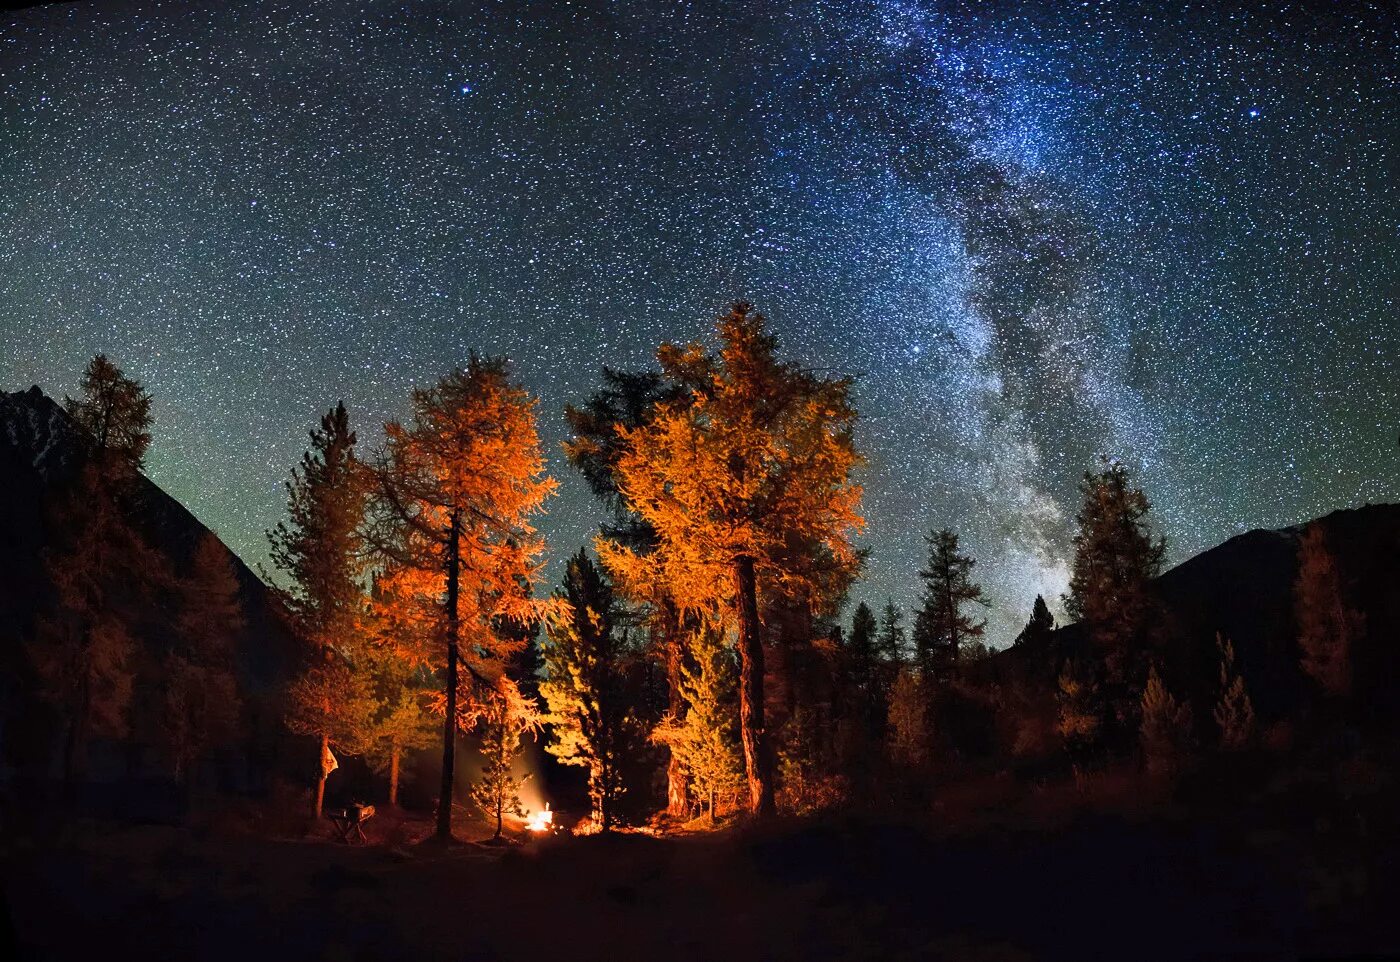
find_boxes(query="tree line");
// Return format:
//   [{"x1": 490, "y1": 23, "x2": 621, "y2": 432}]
[{"x1": 26, "y1": 302, "x2": 1365, "y2": 833}]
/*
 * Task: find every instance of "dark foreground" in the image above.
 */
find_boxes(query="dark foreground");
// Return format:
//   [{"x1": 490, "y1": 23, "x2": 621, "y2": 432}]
[{"x1": 6, "y1": 791, "x2": 1399, "y2": 962}]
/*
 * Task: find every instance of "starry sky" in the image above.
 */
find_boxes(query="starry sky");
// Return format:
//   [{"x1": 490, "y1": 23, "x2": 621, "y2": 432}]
[{"x1": 2, "y1": 0, "x2": 1397, "y2": 644}]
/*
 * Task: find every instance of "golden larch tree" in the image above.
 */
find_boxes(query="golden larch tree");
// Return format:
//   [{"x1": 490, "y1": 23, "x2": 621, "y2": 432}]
[
  {"x1": 603, "y1": 303, "x2": 864, "y2": 817},
  {"x1": 368, "y1": 355, "x2": 556, "y2": 840}
]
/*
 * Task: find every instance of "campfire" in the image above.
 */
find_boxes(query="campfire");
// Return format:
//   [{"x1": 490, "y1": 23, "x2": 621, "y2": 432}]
[{"x1": 525, "y1": 803, "x2": 553, "y2": 833}]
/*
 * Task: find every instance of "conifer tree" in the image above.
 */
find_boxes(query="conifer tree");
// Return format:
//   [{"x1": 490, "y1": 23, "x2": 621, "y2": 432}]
[
  {"x1": 368, "y1": 357, "x2": 555, "y2": 839},
  {"x1": 267, "y1": 401, "x2": 374, "y2": 818},
  {"x1": 361, "y1": 642, "x2": 437, "y2": 807},
  {"x1": 1293, "y1": 524, "x2": 1361, "y2": 697},
  {"x1": 604, "y1": 302, "x2": 864, "y2": 817},
  {"x1": 1056, "y1": 658, "x2": 1102, "y2": 769},
  {"x1": 63, "y1": 353, "x2": 152, "y2": 476},
  {"x1": 1139, "y1": 665, "x2": 1192, "y2": 778},
  {"x1": 33, "y1": 355, "x2": 157, "y2": 791},
  {"x1": 845, "y1": 601, "x2": 883, "y2": 733},
  {"x1": 1014, "y1": 595, "x2": 1056, "y2": 648},
  {"x1": 539, "y1": 549, "x2": 644, "y2": 831},
  {"x1": 886, "y1": 668, "x2": 928, "y2": 769},
  {"x1": 1212, "y1": 633, "x2": 1255, "y2": 751},
  {"x1": 877, "y1": 600, "x2": 908, "y2": 668},
  {"x1": 1065, "y1": 458, "x2": 1165, "y2": 679},
  {"x1": 912, "y1": 529, "x2": 988, "y2": 680},
  {"x1": 160, "y1": 532, "x2": 244, "y2": 784},
  {"x1": 469, "y1": 683, "x2": 535, "y2": 839},
  {"x1": 565, "y1": 367, "x2": 691, "y2": 816},
  {"x1": 651, "y1": 624, "x2": 744, "y2": 820}
]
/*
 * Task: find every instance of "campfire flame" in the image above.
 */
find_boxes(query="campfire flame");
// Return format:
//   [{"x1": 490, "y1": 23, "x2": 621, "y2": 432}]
[{"x1": 525, "y1": 803, "x2": 553, "y2": 833}]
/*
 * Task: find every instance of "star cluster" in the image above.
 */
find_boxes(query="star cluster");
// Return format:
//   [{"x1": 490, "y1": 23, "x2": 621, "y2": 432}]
[{"x1": 2, "y1": 1, "x2": 1397, "y2": 642}]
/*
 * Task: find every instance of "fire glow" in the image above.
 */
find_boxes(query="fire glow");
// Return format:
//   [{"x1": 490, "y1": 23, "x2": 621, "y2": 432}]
[{"x1": 525, "y1": 803, "x2": 553, "y2": 833}]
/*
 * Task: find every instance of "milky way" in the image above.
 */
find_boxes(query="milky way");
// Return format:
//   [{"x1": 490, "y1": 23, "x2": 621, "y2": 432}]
[{"x1": 2, "y1": 1, "x2": 1397, "y2": 643}]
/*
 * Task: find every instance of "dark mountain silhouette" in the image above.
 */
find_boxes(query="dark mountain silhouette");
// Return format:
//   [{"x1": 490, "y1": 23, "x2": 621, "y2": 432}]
[
  {"x1": 0, "y1": 385, "x2": 301, "y2": 790},
  {"x1": 992, "y1": 501, "x2": 1400, "y2": 727}
]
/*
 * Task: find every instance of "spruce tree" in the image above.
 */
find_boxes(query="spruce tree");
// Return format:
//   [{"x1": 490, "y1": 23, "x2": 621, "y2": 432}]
[
  {"x1": 651, "y1": 625, "x2": 744, "y2": 821},
  {"x1": 912, "y1": 529, "x2": 988, "y2": 680},
  {"x1": 539, "y1": 549, "x2": 644, "y2": 831},
  {"x1": 1014, "y1": 595, "x2": 1056, "y2": 647},
  {"x1": 1139, "y1": 665, "x2": 1192, "y2": 779},
  {"x1": 267, "y1": 401, "x2": 373, "y2": 818},
  {"x1": 469, "y1": 684, "x2": 535, "y2": 839},
  {"x1": 565, "y1": 368, "x2": 690, "y2": 816}
]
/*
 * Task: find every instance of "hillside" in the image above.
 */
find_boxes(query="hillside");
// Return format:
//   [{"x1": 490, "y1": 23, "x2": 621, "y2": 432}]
[{"x1": 0, "y1": 386, "x2": 301, "y2": 790}]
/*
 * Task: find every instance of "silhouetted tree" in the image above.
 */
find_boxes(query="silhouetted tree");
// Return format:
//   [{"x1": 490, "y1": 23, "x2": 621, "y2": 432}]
[
  {"x1": 1065, "y1": 458, "x2": 1165, "y2": 681},
  {"x1": 470, "y1": 682, "x2": 536, "y2": 839},
  {"x1": 1014, "y1": 595, "x2": 1056, "y2": 648},
  {"x1": 913, "y1": 529, "x2": 987, "y2": 680}
]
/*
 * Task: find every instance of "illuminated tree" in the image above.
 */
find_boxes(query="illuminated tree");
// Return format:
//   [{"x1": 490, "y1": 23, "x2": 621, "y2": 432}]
[
  {"x1": 361, "y1": 640, "x2": 437, "y2": 807},
  {"x1": 604, "y1": 302, "x2": 864, "y2": 817},
  {"x1": 886, "y1": 668, "x2": 928, "y2": 770},
  {"x1": 33, "y1": 355, "x2": 157, "y2": 792},
  {"x1": 159, "y1": 532, "x2": 244, "y2": 784},
  {"x1": 1065, "y1": 458, "x2": 1165, "y2": 679},
  {"x1": 1056, "y1": 658, "x2": 1101, "y2": 770},
  {"x1": 1293, "y1": 524, "x2": 1361, "y2": 697},
  {"x1": 1139, "y1": 665, "x2": 1192, "y2": 778},
  {"x1": 539, "y1": 550, "x2": 644, "y2": 831},
  {"x1": 469, "y1": 682, "x2": 536, "y2": 839},
  {"x1": 565, "y1": 367, "x2": 691, "y2": 817},
  {"x1": 368, "y1": 356, "x2": 555, "y2": 839},
  {"x1": 1212, "y1": 633, "x2": 1255, "y2": 751},
  {"x1": 267, "y1": 401, "x2": 373, "y2": 818},
  {"x1": 651, "y1": 624, "x2": 744, "y2": 821},
  {"x1": 912, "y1": 529, "x2": 988, "y2": 680},
  {"x1": 1013, "y1": 595, "x2": 1055, "y2": 648}
]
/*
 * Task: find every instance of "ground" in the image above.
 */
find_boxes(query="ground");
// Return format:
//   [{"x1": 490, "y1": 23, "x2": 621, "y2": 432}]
[{"x1": 5, "y1": 779, "x2": 1398, "y2": 962}]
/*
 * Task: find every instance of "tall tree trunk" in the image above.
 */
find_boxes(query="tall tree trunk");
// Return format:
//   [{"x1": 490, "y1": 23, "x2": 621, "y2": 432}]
[
  {"x1": 314, "y1": 734, "x2": 329, "y2": 819},
  {"x1": 436, "y1": 509, "x2": 461, "y2": 841},
  {"x1": 733, "y1": 554, "x2": 775, "y2": 817},
  {"x1": 661, "y1": 597, "x2": 688, "y2": 817},
  {"x1": 388, "y1": 745, "x2": 401, "y2": 807}
]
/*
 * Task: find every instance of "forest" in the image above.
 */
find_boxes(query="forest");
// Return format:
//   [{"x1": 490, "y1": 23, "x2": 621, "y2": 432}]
[{"x1": 3, "y1": 302, "x2": 1399, "y2": 960}]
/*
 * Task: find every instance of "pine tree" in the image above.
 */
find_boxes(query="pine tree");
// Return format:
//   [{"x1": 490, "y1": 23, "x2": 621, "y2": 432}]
[
  {"x1": 267, "y1": 401, "x2": 374, "y2": 818},
  {"x1": 1065, "y1": 458, "x2": 1165, "y2": 679},
  {"x1": 160, "y1": 532, "x2": 244, "y2": 785},
  {"x1": 1293, "y1": 524, "x2": 1361, "y2": 697},
  {"x1": 1139, "y1": 665, "x2": 1192, "y2": 778},
  {"x1": 912, "y1": 530, "x2": 988, "y2": 680},
  {"x1": 1212, "y1": 633, "x2": 1255, "y2": 751},
  {"x1": 539, "y1": 549, "x2": 645, "y2": 831},
  {"x1": 368, "y1": 356, "x2": 556, "y2": 839},
  {"x1": 603, "y1": 302, "x2": 864, "y2": 817},
  {"x1": 469, "y1": 683, "x2": 535, "y2": 839},
  {"x1": 1014, "y1": 595, "x2": 1056, "y2": 647},
  {"x1": 651, "y1": 624, "x2": 744, "y2": 821},
  {"x1": 844, "y1": 601, "x2": 884, "y2": 737},
  {"x1": 360, "y1": 637, "x2": 437, "y2": 807},
  {"x1": 1056, "y1": 658, "x2": 1102, "y2": 769},
  {"x1": 32, "y1": 355, "x2": 157, "y2": 792}
]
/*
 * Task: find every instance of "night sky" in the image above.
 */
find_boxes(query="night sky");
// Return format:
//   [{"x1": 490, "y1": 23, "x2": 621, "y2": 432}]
[{"x1": 2, "y1": 1, "x2": 1397, "y2": 644}]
